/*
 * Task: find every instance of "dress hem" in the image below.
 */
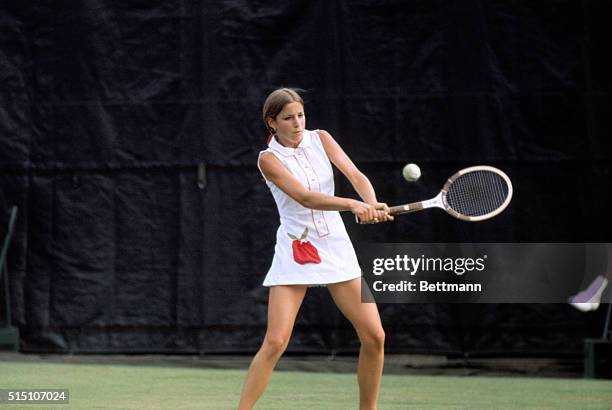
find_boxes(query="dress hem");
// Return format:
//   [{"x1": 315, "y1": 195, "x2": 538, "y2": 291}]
[{"x1": 262, "y1": 272, "x2": 362, "y2": 288}]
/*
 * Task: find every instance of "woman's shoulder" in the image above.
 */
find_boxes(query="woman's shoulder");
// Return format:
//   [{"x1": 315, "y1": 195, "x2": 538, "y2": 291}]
[
  {"x1": 313, "y1": 128, "x2": 336, "y2": 141},
  {"x1": 310, "y1": 129, "x2": 339, "y2": 153},
  {"x1": 310, "y1": 129, "x2": 334, "y2": 145},
  {"x1": 257, "y1": 150, "x2": 285, "y2": 182},
  {"x1": 258, "y1": 149, "x2": 278, "y2": 162}
]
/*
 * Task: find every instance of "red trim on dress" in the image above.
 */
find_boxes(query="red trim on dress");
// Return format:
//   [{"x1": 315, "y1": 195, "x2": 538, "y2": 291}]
[
  {"x1": 292, "y1": 155, "x2": 311, "y2": 191},
  {"x1": 292, "y1": 152, "x2": 330, "y2": 238},
  {"x1": 300, "y1": 147, "x2": 330, "y2": 238}
]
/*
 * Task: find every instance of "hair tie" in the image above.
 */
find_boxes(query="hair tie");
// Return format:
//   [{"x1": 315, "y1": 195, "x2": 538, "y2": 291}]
[{"x1": 266, "y1": 133, "x2": 273, "y2": 145}]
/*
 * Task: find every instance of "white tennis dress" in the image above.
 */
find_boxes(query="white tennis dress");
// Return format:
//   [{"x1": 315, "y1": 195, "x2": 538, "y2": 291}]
[{"x1": 257, "y1": 129, "x2": 362, "y2": 287}]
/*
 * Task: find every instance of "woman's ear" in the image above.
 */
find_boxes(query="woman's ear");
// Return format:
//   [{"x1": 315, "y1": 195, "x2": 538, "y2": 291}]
[{"x1": 267, "y1": 117, "x2": 276, "y2": 132}]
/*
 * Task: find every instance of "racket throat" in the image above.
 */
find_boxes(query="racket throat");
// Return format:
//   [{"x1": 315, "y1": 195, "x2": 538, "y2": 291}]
[{"x1": 423, "y1": 194, "x2": 445, "y2": 210}]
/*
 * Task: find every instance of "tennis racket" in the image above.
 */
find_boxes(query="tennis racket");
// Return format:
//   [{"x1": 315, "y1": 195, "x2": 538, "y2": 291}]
[{"x1": 362, "y1": 165, "x2": 513, "y2": 222}]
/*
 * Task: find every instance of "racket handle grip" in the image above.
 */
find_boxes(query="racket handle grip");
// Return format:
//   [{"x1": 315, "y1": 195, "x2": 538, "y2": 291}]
[
  {"x1": 354, "y1": 203, "x2": 422, "y2": 223},
  {"x1": 389, "y1": 203, "x2": 424, "y2": 215}
]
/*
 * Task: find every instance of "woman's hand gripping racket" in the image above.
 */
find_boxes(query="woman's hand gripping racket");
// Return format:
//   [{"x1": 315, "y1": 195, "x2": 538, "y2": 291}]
[{"x1": 358, "y1": 165, "x2": 513, "y2": 223}]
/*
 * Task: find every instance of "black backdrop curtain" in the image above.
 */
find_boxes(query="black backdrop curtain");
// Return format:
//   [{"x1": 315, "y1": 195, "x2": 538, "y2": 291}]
[{"x1": 0, "y1": 0, "x2": 610, "y2": 353}]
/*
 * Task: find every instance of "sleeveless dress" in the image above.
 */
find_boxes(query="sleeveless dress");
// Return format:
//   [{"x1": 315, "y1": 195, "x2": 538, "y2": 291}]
[{"x1": 257, "y1": 129, "x2": 362, "y2": 287}]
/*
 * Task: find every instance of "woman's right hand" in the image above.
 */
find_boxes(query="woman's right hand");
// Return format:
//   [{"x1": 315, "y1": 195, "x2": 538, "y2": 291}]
[{"x1": 350, "y1": 200, "x2": 389, "y2": 224}]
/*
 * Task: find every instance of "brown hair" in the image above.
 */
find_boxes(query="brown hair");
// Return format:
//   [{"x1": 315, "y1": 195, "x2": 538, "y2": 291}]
[{"x1": 262, "y1": 88, "x2": 304, "y2": 134}]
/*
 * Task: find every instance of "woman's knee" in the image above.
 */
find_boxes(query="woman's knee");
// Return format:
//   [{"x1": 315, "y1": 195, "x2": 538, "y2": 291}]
[
  {"x1": 261, "y1": 334, "x2": 290, "y2": 358},
  {"x1": 360, "y1": 328, "x2": 385, "y2": 351}
]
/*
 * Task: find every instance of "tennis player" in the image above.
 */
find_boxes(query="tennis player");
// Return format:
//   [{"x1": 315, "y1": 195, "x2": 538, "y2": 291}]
[{"x1": 237, "y1": 88, "x2": 392, "y2": 410}]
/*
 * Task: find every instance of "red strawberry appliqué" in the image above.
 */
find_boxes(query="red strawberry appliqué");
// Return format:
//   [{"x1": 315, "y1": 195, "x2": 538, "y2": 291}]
[{"x1": 288, "y1": 228, "x2": 321, "y2": 265}]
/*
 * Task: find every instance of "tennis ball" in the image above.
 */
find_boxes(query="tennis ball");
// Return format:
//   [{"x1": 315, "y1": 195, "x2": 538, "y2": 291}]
[{"x1": 402, "y1": 163, "x2": 421, "y2": 182}]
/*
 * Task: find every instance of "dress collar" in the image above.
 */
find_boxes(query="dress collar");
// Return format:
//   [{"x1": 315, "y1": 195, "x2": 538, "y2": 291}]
[{"x1": 268, "y1": 130, "x2": 311, "y2": 156}]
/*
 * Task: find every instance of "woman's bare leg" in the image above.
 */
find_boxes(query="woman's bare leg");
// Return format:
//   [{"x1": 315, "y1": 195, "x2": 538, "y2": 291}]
[
  {"x1": 328, "y1": 278, "x2": 385, "y2": 410},
  {"x1": 237, "y1": 285, "x2": 307, "y2": 410}
]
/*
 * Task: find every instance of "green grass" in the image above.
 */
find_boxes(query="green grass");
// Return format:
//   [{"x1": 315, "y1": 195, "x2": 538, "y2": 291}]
[{"x1": 1, "y1": 361, "x2": 611, "y2": 409}]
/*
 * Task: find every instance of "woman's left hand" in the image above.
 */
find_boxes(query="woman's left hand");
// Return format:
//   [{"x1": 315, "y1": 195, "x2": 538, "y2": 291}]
[{"x1": 370, "y1": 202, "x2": 394, "y2": 223}]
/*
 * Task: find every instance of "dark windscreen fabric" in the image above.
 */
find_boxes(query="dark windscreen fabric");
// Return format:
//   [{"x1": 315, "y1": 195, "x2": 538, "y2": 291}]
[{"x1": 0, "y1": 1, "x2": 610, "y2": 354}]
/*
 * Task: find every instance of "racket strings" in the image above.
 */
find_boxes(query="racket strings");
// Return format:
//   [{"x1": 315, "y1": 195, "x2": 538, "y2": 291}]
[{"x1": 446, "y1": 171, "x2": 509, "y2": 217}]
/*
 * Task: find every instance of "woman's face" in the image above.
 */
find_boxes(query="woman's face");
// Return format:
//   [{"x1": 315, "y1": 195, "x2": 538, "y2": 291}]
[{"x1": 269, "y1": 101, "x2": 305, "y2": 140}]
